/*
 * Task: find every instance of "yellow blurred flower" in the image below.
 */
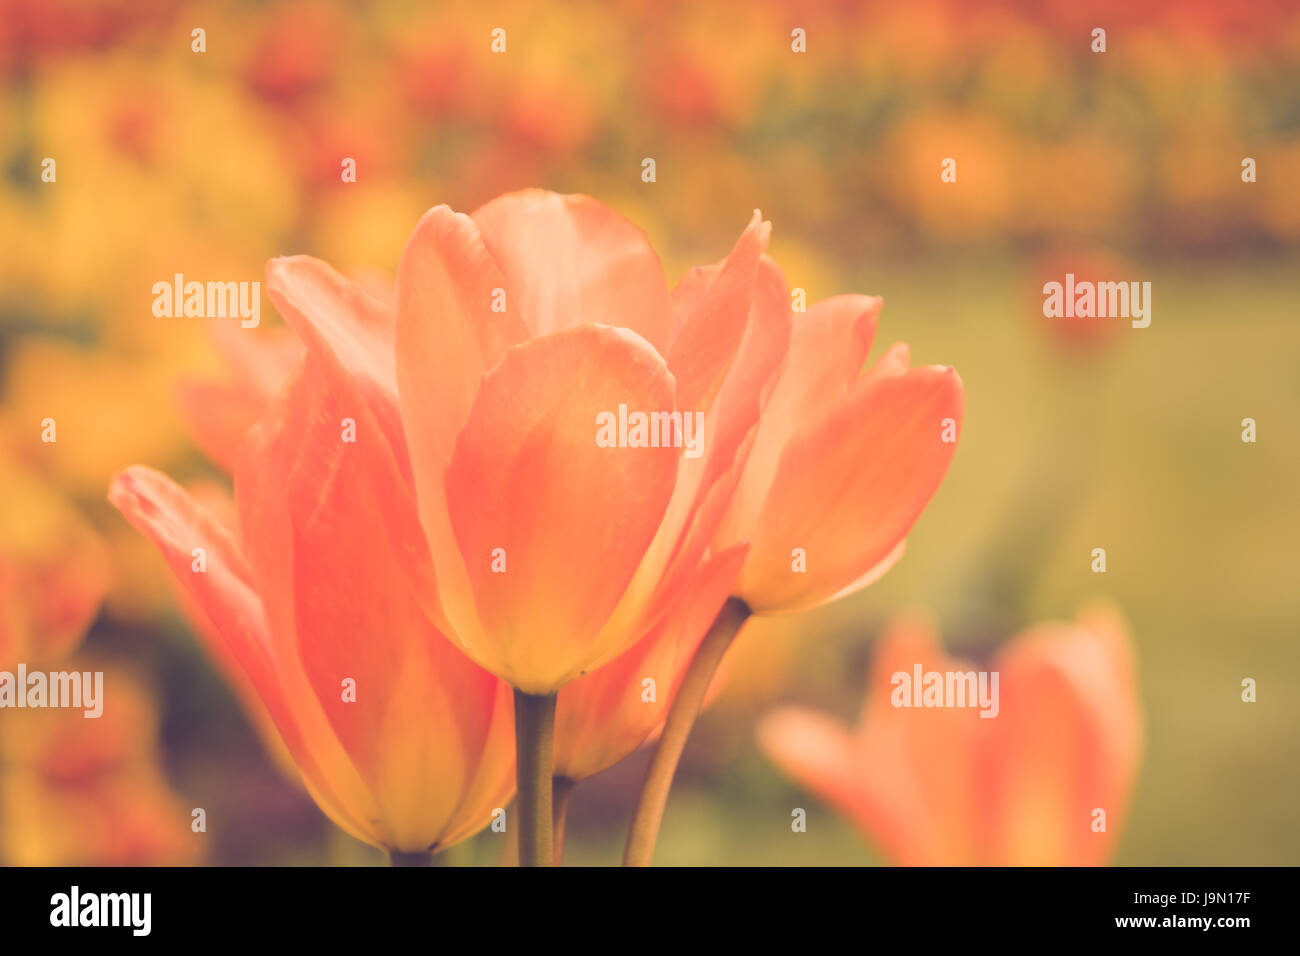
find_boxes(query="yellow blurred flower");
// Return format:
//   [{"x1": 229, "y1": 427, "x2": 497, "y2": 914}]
[{"x1": 0, "y1": 455, "x2": 108, "y2": 669}]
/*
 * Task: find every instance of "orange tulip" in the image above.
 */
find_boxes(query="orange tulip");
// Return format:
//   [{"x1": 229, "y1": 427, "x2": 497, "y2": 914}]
[
  {"x1": 553, "y1": 543, "x2": 748, "y2": 782},
  {"x1": 109, "y1": 339, "x2": 516, "y2": 856},
  {"x1": 713, "y1": 294, "x2": 964, "y2": 613},
  {"x1": 389, "y1": 190, "x2": 788, "y2": 693},
  {"x1": 150, "y1": 191, "x2": 790, "y2": 698},
  {"x1": 141, "y1": 191, "x2": 786, "y2": 865},
  {"x1": 624, "y1": 221, "x2": 962, "y2": 865},
  {"x1": 758, "y1": 604, "x2": 1143, "y2": 865}
]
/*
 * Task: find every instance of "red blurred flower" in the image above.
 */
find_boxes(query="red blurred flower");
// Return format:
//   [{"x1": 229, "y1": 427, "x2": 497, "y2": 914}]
[
  {"x1": 1030, "y1": 249, "x2": 1130, "y2": 356},
  {"x1": 242, "y1": 1, "x2": 342, "y2": 107}
]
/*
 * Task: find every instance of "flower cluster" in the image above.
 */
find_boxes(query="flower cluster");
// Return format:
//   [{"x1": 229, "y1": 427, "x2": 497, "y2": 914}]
[{"x1": 111, "y1": 190, "x2": 965, "y2": 863}]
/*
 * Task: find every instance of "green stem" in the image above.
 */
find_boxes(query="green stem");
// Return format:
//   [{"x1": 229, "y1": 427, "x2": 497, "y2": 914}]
[
  {"x1": 389, "y1": 849, "x2": 434, "y2": 866},
  {"x1": 514, "y1": 689, "x2": 558, "y2": 867},
  {"x1": 552, "y1": 776, "x2": 576, "y2": 866},
  {"x1": 623, "y1": 597, "x2": 750, "y2": 866}
]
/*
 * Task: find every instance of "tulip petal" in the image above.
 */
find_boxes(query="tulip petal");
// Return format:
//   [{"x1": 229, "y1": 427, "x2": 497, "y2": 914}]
[
  {"x1": 740, "y1": 363, "x2": 964, "y2": 612},
  {"x1": 763, "y1": 611, "x2": 1142, "y2": 867},
  {"x1": 237, "y1": 355, "x2": 512, "y2": 851},
  {"x1": 108, "y1": 466, "x2": 382, "y2": 847},
  {"x1": 653, "y1": 253, "x2": 790, "y2": 603},
  {"x1": 986, "y1": 608, "x2": 1142, "y2": 865},
  {"x1": 666, "y1": 210, "x2": 771, "y2": 413},
  {"x1": 758, "y1": 707, "x2": 870, "y2": 833},
  {"x1": 471, "y1": 189, "x2": 672, "y2": 352},
  {"x1": 822, "y1": 540, "x2": 907, "y2": 605},
  {"x1": 443, "y1": 324, "x2": 679, "y2": 692},
  {"x1": 264, "y1": 257, "x2": 449, "y2": 629},
  {"x1": 437, "y1": 683, "x2": 517, "y2": 849},
  {"x1": 175, "y1": 323, "x2": 301, "y2": 472},
  {"x1": 174, "y1": 481, "x2": 298, "y2": 778},
  {"x1": 777, "y1": 293, "x2": 881, "y2": 421},
  {"x1": 207, "y1": 317, "x2": 303, "y2": 397},
  {"x1": 854, "y1": 618, "x2": 983, "y2": 865},
  {"x1": 174, "y1": 381, "x2": 272, "y2": 474},
  {"x1": 554, "y1": 542, "x2": 748, "y2": 781},
  {"x1": 861, "y1": 341, "x2": 910, "y2": 384},
  {"x1": 715, "y1": 289, "x2": 880, "y2": 556},
  {"x1": 395, "y1": 204, "x2": 530, "y2": 650},
  {"x1": 726, "y1": 295, "x2": 879, "y2": 533},
  {"x1": 763, "y1": 618, "x2": 979, "y2": 866},
  {"x1": 612, "y1": 250, "x2": 789, "y2": 647},
  {"x1": 265, "y1": 255, "x2": 410, "y2": 477}
]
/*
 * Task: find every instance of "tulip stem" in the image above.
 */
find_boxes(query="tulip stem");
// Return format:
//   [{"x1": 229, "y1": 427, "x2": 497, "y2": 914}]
[
  {"x1": 552, "y1": 776, "x2": 576, "y2": 866},
  {"x1": 514, "y1": 689, "x2": 558, "y2": 867},
  {"x1": 389, "y1": 849, "x2": 434, "y2": 866},
  {"x1": 623, "y1": 597, "x2": 751, "y2": 866}
]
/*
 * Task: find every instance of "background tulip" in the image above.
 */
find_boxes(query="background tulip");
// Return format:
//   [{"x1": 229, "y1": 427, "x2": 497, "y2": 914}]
[{"x1": 759, "y1": 604, "x2": 1143, "y2": 865}]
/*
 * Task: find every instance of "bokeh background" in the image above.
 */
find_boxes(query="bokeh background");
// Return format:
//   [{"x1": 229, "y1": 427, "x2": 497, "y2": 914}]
[{"x1": 1, "y1": 0, "x2": 1297, "y2": 865}]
